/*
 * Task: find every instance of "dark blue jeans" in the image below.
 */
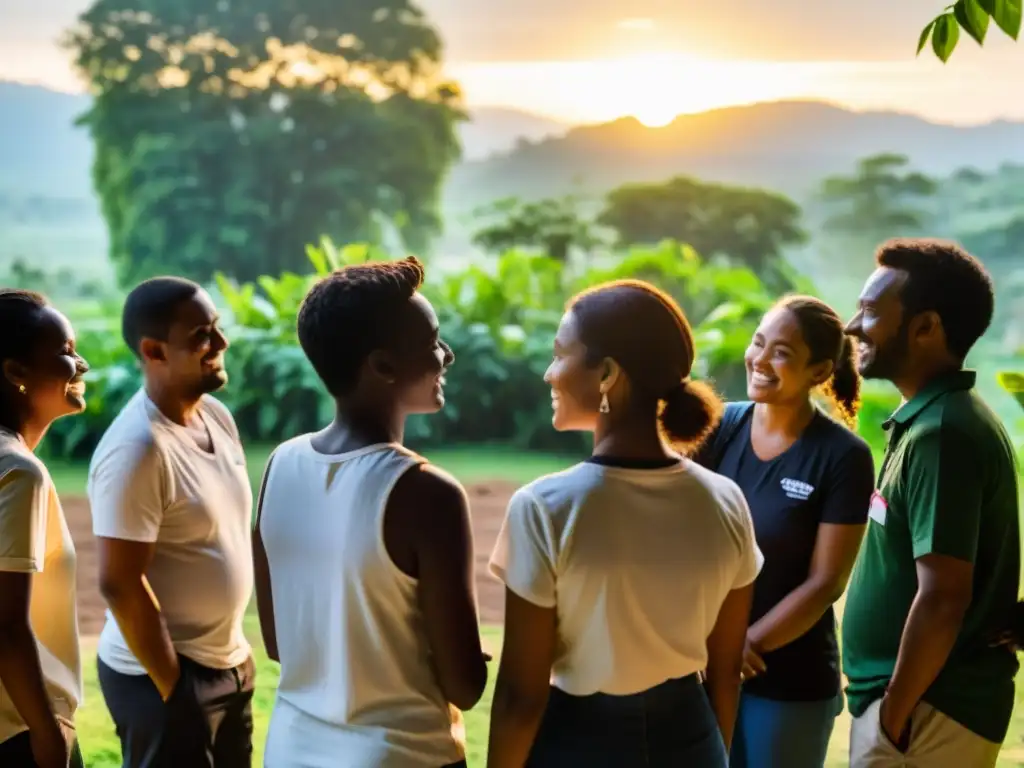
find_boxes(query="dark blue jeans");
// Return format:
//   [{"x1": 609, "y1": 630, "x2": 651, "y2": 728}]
[{"x1": 527, "y1": 673, "x2": 728, "y2": 767}]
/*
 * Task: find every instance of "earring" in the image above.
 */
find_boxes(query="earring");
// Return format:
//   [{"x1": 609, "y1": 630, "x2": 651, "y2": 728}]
[
  {"x1": 599, "y1": 392, "x2": 610, "y2": 414},
  {"x1": 17, "y1": 385, "x2": 25, "y2": 395}
]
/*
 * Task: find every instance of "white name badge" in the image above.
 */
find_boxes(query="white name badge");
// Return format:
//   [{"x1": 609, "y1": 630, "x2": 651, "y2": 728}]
[{"x1": 868, "y1": 491, "x2": 888, "y2": 526}]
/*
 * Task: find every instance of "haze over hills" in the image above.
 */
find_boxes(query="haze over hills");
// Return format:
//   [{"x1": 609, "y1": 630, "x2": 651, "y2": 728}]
[
  {"x1": 445, "y1": 100, "x2": 1024, "y2": 212},
  {"x1": 5, "y1": 80, "x2": 1024, "y2": 273},
  {"x1": 0, "y1": 81, "x2": 569, "y2": 198}
]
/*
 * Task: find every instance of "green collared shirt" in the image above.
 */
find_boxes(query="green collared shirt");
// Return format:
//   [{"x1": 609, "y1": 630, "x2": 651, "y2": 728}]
[{"x1": 842, "y1": 370, "x2": 1021, "y2": 743}]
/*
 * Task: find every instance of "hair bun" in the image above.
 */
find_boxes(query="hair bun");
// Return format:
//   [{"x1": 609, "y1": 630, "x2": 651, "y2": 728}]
[{"x1": 659, "y1": 378, "x2": 723, "y2": 448}]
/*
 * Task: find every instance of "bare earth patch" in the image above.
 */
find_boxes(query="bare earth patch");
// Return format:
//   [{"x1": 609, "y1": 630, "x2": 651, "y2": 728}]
[{"x1": 64, "y1": 481, "x2": 516, "y2": 636}]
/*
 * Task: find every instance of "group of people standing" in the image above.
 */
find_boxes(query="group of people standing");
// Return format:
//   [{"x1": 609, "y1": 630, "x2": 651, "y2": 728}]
[{"x1": 0, "y1": 236, "x2": 1018, "y2": 768}]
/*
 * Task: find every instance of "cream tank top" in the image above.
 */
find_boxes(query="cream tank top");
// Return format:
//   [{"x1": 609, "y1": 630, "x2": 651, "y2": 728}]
[{"x1": 260, "y1": 438, "x2": 464, "y2": 768}]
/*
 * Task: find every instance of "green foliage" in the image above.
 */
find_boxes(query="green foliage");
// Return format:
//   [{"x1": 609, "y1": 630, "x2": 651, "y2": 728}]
[
  {"x1": 470, "y1": 196, "x2": 605, "y2": 263},
  {"x1": 64, "y1": 0, "x2": 463, "y2": 286},
  {"x1": 819, "y1": 154, "x2": 938, "y2": 238},
  {"x1": 598, "y1": 176, "x2": 807, "y2": 291},
  {"x1": 920, "y1": 0, "x2": 1020, "y2": 61},
  {"x1": 1000, "y1": 370, "x2": 1024, "y2": 411},
  {"x1": 42, "y1": 240, "x2": 780, "y2": 460}
]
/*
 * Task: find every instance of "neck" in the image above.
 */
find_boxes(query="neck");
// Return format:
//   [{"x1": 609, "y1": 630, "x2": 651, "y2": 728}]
[
  {"x1": 592, "y1": 410, "x2": 673, "y2": 462},
  {"x1": 894, "y1": 358, "x2": 962, "y2": 402},
  {"x1": 753, "y1": 397, "x2": 816, "y2": 437},
  {"x1": 327, "y1": 401, "x2": 404, "y2": 450},
  {"x1": 144, "y1": 379, "x2": 203, "y2": 427},
  {"x1": 15, "y1": 418, "x2": 48, "y2": 452}
]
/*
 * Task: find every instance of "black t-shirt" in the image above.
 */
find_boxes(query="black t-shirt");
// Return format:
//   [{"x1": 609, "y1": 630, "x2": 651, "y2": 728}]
[{"x1": 694, "y1": 402, "x2": 875, "y2": 701}]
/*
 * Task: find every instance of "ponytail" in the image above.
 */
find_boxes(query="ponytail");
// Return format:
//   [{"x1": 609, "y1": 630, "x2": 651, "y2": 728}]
[{"x1": 822, "y1": 335, "x2": 861, "y2": 428}]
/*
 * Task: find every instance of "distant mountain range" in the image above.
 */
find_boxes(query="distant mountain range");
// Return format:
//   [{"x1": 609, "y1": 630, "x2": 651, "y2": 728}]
[
  {"x1": 5, "y1": 80, "x2": 1024, "y2": 271},
  {"x1": 0, "y1": 81, "x2": 569, "y2": 199},
  {"x1": 445, "y1": 100, "x2": 1024, "y2": 212}
]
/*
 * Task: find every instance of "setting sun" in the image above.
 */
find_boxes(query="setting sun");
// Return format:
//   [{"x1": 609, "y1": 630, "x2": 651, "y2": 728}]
[{"x1": 453, "y1": 52, "x2": 821, "y2": 126}]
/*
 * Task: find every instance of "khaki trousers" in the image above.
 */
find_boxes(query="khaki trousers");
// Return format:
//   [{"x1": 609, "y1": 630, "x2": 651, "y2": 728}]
[{"x1": 850, "y1": 698, "x2": 1001, "y2": 767}]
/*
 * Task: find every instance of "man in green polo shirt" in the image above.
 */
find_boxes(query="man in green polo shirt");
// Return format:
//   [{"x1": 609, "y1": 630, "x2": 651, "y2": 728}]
[{"x1": 842, "y1": 238, "x2": 1020, "y2": 767}]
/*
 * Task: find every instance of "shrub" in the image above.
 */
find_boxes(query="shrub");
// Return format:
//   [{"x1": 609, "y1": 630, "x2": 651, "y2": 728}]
[{"x1": 42, "y1": 239, "x2": 783, "y2": 460}]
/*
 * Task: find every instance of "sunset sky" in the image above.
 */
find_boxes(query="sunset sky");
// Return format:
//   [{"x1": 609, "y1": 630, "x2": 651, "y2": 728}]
[{"x1": 4, "y1": 0, "x2": 1023, "y2": 126}]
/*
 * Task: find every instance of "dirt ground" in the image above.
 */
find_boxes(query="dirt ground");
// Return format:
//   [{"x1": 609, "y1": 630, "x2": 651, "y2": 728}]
[{"x1": 64, "y1": 480, "x2": 516, "y2": 637}]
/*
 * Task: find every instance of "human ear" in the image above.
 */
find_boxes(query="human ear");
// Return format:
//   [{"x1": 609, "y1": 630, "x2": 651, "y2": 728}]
[
  {"x1": 810, "y1": 359, "x2": 834, "y2": 388},
  {"x1": 138, "y1": 338, "x2": 167, "y2": 364},
  {"x1": 600, "y1": 358, "x2": 621, "y2": 394},
  {"x1": 2, "y1": 360, "x2": 28, "y2": 392},
  {"x1": 367, "y1": 350, "x2": 398, "y2": 385}
]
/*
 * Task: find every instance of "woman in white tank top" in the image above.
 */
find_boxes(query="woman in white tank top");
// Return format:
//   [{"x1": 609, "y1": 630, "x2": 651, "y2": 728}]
[
  {"x1": 253, "y1": 257, "x2": 489, "y2": 768},
  {"x1": 487, "y1": 279, "x2": 763, "y2": 767}
]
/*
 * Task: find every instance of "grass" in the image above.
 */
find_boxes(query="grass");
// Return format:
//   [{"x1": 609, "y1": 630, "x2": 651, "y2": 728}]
[
  {"x1": 56, "y1": 446, "x2": 1024, "y2": 766},
  {"x1": 73, "y1": 609, "x2": 1024, "y2": 767},
  {"x1": 76, "y1": 615, "x2": 505, "y2": 767}
]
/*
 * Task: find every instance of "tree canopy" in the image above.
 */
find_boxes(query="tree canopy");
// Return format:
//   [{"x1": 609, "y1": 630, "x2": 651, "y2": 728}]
[
  {"x1": 470, "y1": 196, "x2": 603, "y2": 263},
  {"x1": 65, "y1": 0, "x2": 463, "y2": 285},
  {"x1": 599, "y1": 176, "x2": 806, "y2": 290},
  {"x1": 819, "y1": 153, "x2": 937, "y2": 238}
]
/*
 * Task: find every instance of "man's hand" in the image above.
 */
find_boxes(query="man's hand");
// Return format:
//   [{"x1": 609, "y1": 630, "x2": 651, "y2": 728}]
[
  {"x1": 740, "y1": 636, "x2": 766, "y2": 681},
  {"x1": 879, "y1": 694, "x2": 912, "y2": 753},
  {"x1": 989, "y1": 600, "x2": 1024, "y2": 653},
  {"x1": 29, "y1": 721, "x2": 69, "y2": 768},
  {"x1": 155, "y1": 662, "x2": 181, "y2": 701}
]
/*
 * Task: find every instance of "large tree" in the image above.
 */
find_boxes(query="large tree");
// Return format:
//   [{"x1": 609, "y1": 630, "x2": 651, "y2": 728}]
[
  {"x1": 65, "y1": 0, "x2": 462, "y2": 285},
  {"x1": 818, "y1": 154, "x2": 937, "y2": 240},
  {"x1": 598, "y1": 176, "x2": 806, "y2": 290},
  {"x1": 470, "y1": 196, "x2": 604, "y2": 263}
]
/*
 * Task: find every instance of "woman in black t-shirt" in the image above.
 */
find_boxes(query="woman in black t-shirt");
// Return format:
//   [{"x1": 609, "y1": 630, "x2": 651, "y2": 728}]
[{"x1": 694, "y1": 295, "x2": 875, "y2": 768}]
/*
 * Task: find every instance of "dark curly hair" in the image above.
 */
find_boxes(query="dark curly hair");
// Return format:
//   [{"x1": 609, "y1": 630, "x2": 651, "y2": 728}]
[
  {"x1": 876, "y1": 238, "x2": 994, "y2": 361},
  {"x1": 297, "y1": 257, "x2": 426, "y2": 398}
]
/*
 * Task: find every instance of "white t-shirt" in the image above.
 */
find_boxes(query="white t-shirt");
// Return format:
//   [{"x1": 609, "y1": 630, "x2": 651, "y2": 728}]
[
  {"x1": 489, "y1": 458, "x2": 763, "y2": 697},
  {"x1": 88, "y1": 390, "x2": 253, "y2": 674},
  {"x1": 0, "y1": 431, "x2": 81, "y2": 744},
  {"x1": 260, "y1": 438, "x2": 465, "y2": 768}
]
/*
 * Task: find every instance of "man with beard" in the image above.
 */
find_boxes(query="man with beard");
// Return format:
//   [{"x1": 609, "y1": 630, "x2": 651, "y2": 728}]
[
  {"x1": 88, "y1": 277, "x2": 255, "y2": 767},
  {"x1": 842, "y1": 238, "x2": 1020, "y2": 768}
]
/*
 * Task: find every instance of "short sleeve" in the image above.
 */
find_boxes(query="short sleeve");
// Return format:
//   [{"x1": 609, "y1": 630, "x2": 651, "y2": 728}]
[
  {"x1": 731, "y1": 491, "x2": 764, "y2": 590},
  {"x1": 488, "y1": 488, "x2": 558, "y2": 608},
  {"x1": 88, "y1": 439, "x2": 166, "y2": 543},
  {"x1": 904, "y1": 425, "x2": 981, "y2": 562},
  {"x1": 0, "y1": 466, "x2": 48, "y2": 573},
  {"x1": 820, "y1": 442, "x2": 876, "y2": 525}
]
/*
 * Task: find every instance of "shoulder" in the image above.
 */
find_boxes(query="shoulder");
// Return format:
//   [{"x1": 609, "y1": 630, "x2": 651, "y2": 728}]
[
  {"x1": 512, "y1": 462, "x2": 607, "y2": 515},
  {"x1": 91, "y1": 393, "x2": 160, "y2": 465},
  {"x1": 390, "y1": 460, "x2": 469, "y2": 526},
  {"x1": 813, "y1": 411, "x2": 874, "y2": 463},
  {"x1": 0, "y1": 446, "x2": 48, "y2": 489},
  {"x1": 715, "y1": 401, "x2": 755, "y2": 436},
  {"x1": 684, "y1": 459, "x2": 749, "y2": 514}
]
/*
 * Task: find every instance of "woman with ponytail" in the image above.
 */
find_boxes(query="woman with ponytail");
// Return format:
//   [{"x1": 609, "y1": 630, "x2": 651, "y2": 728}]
[
  {"x1": 487, "y1": 280, "x2": 763, "y2": 767},
  {"x1": 693, "y1": 294, "x2": 875, "y2": 768}
]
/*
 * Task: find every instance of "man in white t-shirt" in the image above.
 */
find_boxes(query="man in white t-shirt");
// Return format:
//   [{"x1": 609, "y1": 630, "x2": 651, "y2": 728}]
[{"x1": 88, "y1": 277, "x2": 254, "y2": 768}]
